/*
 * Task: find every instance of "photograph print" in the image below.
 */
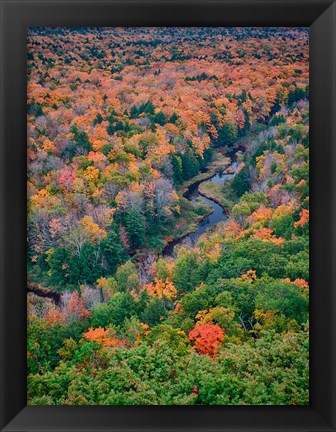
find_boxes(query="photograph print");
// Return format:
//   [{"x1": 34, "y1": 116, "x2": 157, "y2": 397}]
[{"x1": 27, "y1": 27, "x2": 309, "y2": 405}]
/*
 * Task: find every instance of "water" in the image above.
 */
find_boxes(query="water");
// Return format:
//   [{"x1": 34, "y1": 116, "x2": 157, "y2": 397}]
[
  {"x1": 186, "y1": 195, "x2": 226, "y2": 245},
  {"x1": 209, "y1": 161, "x2": 238, "y2": 184},
  {"x1": 163, "y1": 162, "x2": 236, "y2": 256}
]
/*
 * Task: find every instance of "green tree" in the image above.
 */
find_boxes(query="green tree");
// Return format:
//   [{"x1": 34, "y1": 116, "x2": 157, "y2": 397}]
[
  {"x1": 256, "y1": 280, "x2": 308, "y2": 323},
  {"x1": 173, "y1": 251, "x2": 203, "y2": 294},
  {"x1": 171, "y1": 154, "x2": 183, "y2": 184},
  {"x1": 115, "y1": 261, "x2": 140, "y2": 293},
  {"x1": 123, "y1": 209, "x2": 146, "y2": 250},
  {"x1": 101, "y1": 227, "x2": 128, "y2": 274},
  {"x1": 216, "y1": 121, "x2": 238, "y2": 148},
  {"x1": 153, "y1": 111, "x2": 166, "y2": 126},
  {"x1": 181, "y1": 149, "x2": 200, "y2": 180}
]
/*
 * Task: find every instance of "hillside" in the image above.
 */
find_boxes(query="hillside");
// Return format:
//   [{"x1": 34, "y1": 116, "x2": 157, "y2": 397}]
[{"x1": 27, "y1": 27, "x2": 309, "y2": 405}]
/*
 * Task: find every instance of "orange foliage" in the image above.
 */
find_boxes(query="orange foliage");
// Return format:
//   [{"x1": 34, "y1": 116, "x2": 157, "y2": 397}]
[
  {"x1": 294, "y1": 209, "x2": 309, "y2": 227},
  {"x1": 251, "y1": 227, "x2": 285, "y2": 244},
  {"x1": 248, "y1": 205, "x2": 273, "y2": 224},
  {"x1": 188, "y1": 322, "x2": 224, "y2": 357},
  {"x1": 281, "y1": 278, "x2": 309, "y2": 290},
  {"x1": 223, "y1": 220, "x2": 241, "y2": 237},
  {"x1": 145, "y1": 277, "x2": 177, "y2": 300},
  {"x1": 45, "y1": 308, "x2": 66, "y2": 325},
  {"x1": 83, "y1": 327, "x2": 123, "y2": 348},
  {"x1": 239, "y1": 269, "x2": 257, "y2": 283},
  {"x1": 293, "y1": 278, "x2": 309, "y2": 289}
]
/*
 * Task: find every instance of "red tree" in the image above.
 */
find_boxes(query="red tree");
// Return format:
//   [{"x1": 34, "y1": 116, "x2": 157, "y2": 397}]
[
  {"x1": 64, "y1": 291, "x2": 90, "y2": 320},
  {"x1": 188, "y1": 322, "x2": 224, "y2": 357}
]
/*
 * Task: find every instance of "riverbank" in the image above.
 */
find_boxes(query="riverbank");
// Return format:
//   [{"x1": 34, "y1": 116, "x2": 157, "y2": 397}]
[
  {"x1": 162, "y1": 152, "x2": 233, "y2": 256},
  {"x1": 28, "y1": 283, "x2": 61, "y2": 304},
  {"x1": 161, "y1": 153, "x2": 231, "y2": 250},
  {"x1": 198, "y1": 182, "x2": 233, "y2": 210},
  {"x1": 180, "y1": 152, "x2": 231, "y2": 197}
]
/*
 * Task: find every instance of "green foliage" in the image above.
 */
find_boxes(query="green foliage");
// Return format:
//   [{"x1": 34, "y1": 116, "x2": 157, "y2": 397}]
[
  {"x1": 115, "y1": 261, "x2": 140, "y2": 293},
  {"x1": 169, "y1": 112, "x2": 179, "y2": 124},
  {"x1": 47, "y1": 244, "x2": 105, "y2": 287},
  {"x1": 28, "y1": 100, "x2": 44, "y2": 117},
  {"x1": 215, "y1": 121, "x2": 238, "y2": 148},
  {"x1": 271, "y1": 214, "x2": 295, "y2": 240},
  {"x1": 70, "y1": 124, "x2": 92, "y2": 152},
  {"x1": 101, "y1": 228, "x2": 128, "y2": 274},
  {"x1": 256, "y1": 281, "x2": 308, "y2": 323},
  {"x1": 287, "y1": 87, "x2": 306, "y2": 106},
  {"x1": 28, "y1": 327, "x2": 309, "y2": 405},
  {"x1": 172, "y1": 251, "x2": 203, "y2": 294},
  {"x1": 141, "y1": 298, "x2": 168, "y2": 326},
  {"x1": 91, "y1": 293, "x2": 138, "y2": 328},
  {"x1": 153, "y1": 111, "x2": 166, "y2": 126},
  {"x1": 171, "y1": 154, "x2": 183, "y2": 184},
  {"x1": 181, "y1": 149, "x2": 200, "y2": 180},
  {"x1": 231, "y1": 166, "x2": 251, "y2": 197},
  {"x1": 121, "y1": 209, "x2": 146, "y2": 250},
  {"x1": 269, "y1": 114, "x2": 286, "y2": 126},
  {"x1": 93, "y1": 113, "x2": 103, "y2": 125}
]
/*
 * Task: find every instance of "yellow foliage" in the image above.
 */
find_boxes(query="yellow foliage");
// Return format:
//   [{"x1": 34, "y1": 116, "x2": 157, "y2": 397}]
[
  {"x1": 196, "y1": 307, "x2": 235, "y2": 328},
  {"x1": 79, "y1": 215, "x2": 107, "y2": 242},
  {"x1": 42, "y1": 138, "x2": 56, "y2": 152},
  {"x1": 84, "y1": 166, "x2": 100, "y2": 183},
  {"x1": 145, "y1": 277, "x2": 177, "y2": 300},
  {"x1": 239, "y1": 269, "x2": 257, "y2": 283}
]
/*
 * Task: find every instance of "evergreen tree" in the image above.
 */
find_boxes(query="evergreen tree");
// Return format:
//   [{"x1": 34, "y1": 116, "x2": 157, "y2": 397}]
[
  {"x1": 216, "y1": 121, "x2": 238, "y2": 148},
  {"x1": 169, "y1": 112, "x2": 178, "y2": 124},
  {"x1": 171, "y1": 154, "x2": 183, "y2": 184},
  {"x1": 101, "y1": 228, "x2": 128, "y2": 274},
  {"x1": 181, "y1": 149, "x2": 200, "y2": 180}
]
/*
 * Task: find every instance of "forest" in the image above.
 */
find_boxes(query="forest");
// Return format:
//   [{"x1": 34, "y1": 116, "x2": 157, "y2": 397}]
[{"x1": 27, "y1": 27, "x2": 309, "y2": 405}]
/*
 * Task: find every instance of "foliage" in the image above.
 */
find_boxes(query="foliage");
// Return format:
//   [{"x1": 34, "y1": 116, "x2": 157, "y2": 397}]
[{"x1": 27, "y1": 27, "x2": 309, "y2": 406}]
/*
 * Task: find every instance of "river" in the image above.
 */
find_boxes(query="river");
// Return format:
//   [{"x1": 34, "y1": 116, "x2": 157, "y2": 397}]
[
  {"x1": 162, "y1": 160, "x2": 238, "y2": 256},
  {"x1": 28, "y1": 159, "x2": 238, "y2": 301}
]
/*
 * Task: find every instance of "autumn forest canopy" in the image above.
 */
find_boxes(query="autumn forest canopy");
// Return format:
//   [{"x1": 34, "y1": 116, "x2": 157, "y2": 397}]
[{"x1": 27, "y1": 27, "x2": 309, "y2": 405}]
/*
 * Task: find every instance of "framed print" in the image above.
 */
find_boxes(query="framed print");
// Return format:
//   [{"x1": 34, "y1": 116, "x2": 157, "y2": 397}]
[{"x1": 0, "y1": 0, "x2": 335, "y2": 431}]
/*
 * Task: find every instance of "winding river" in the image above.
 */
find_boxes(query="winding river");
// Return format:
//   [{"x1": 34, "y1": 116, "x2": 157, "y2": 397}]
[
  {"x1": 28, "y1": 159, "x2": 238, "y2": 302},
  {"x1": 162, "y1": 160, "x2": 238, "y2": 256}
]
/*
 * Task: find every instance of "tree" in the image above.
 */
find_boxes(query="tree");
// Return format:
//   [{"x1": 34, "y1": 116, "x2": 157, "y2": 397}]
[
  {"x1": 153, "y1": 111, "x2": 166, "y2": 126},
  {"x1": 145, "y1": 277, "x2": 177, "y2": 300},
  {"x1": 115, "y1": 261, "x2": 140, "y2": 293},
  {"x1": 231, "y1": 166, "x2": 251, "y2": 197},
  {"x1": 255, "y1": 280, "x2": 308, "y2": 323},
  {"x1": 140, "y1": 298, "x2": 167, "y2": 326},
  {"x1": 101, "y1": 227, "x2": 128, "y2": 274},
  {"x1": 188, "y1": 322, "x2": 224, "y2": 357},
  {"x1": 216, "y1": 121, "x2": 238, "y2": 148},
  {"x1": 83, "y1": 326, "x2": 123, "y2": 348},
  {"x1": 70, "y1": 124, "x2": 92, "y2": 153},
  {"x1": 169, "y1": 112, "x2": 178, "y2": 124},
  {"x1": 93, "y1": 113, "x2": 103, "y2": 125},
  {"x1": 122, "y1": 209, "x2": 146, "y2": 250},
  {"x1": 96, "y1": 277, "x2": 118, "y2": 301},
  {"x1": 62, "y1": 291, "x2": 90, "y2": 320},
  {"x1": 287, "y1": 87, "x2": 306, "y2": 106},
  {"x1": 148, "y1": 324, "x2": 189, "y2": 354},
  {"x1": 173, "y1": 250, "x2": 203, "y2": 294},
  {"x1": 171, "y1": 154, "x2": 183, "y2": 184},
  {"x1": 181, "y1": 149, "x2": 200, "y2": 180}
]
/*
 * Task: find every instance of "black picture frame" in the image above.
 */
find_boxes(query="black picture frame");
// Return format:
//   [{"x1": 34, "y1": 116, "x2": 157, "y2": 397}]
[{"x1": 1, "y1": 0, "x2": 335, "y2": 431}]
